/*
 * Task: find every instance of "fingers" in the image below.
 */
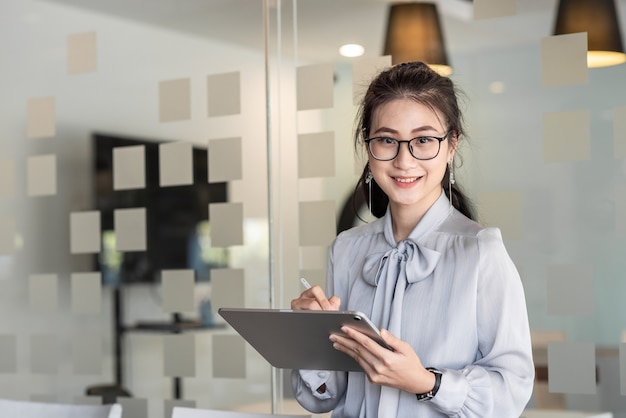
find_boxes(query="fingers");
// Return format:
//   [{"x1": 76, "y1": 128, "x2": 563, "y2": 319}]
[{"x1": 290, "y1": 285, "x2": 340, "y2": 311}]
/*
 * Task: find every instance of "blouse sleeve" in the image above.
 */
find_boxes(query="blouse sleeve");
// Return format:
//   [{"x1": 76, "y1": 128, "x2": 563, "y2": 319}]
[{"x1": 429, "y1": 228, "x2": 535, "y2": 417}]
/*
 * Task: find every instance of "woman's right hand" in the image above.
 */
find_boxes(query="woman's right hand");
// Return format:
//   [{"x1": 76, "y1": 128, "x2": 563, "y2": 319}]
[{"x1": 290, "y1": 285, "x2": 341, "y2": 311}]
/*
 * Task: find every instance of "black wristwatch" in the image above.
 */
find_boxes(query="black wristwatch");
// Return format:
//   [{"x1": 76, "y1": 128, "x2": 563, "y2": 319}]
[{"x1": 416, "y1": 368, "x2": 442, "y2": 401}]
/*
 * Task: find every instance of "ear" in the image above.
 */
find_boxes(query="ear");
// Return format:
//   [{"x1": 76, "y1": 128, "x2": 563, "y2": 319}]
[{"x1": 447, "y1": 131, "x2": 459, "y2": 161}]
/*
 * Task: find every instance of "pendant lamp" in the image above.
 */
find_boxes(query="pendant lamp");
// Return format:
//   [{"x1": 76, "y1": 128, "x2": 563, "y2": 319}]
[
  {"x1": 553, "y1": 0, "x2": 626, "y2": 68},
  {"x1": 383, "y1": 2, "x2": 452, "y2": 75}
]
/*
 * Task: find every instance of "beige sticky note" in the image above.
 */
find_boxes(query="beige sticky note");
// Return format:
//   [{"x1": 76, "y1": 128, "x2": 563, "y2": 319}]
[
  {"x1": 543, "y1": 110, "x2": 590, "y2": 162},
  {"x1": 30, "y1": 334, "x2": 58, "y2": 374},
  {"x1": 298, "y1": 132, "x2": 335, "y2": 178},
  {"x1": 113, "y1": 145, "x2": 145, "y2": 190},
  {"x1": 162, "y1": 269, "x2": 195, "y2": 313},
  {"x1": 548, "y1": 341, "x2": 596, "y2": 394},
  {"x1": 352, "y1": 56, "x2": 391, "y2": 105},
  {"x1": 541, "y1": 33, "x2": 588, "y2": 87},
  {"x1": 0, "y1": 217, "x2": 16, "y2": 255},
  {"x1": 164, "y1": 334, "x2": 195, "y2": 377},
  {"x1": 71, "y1": 272, "x2": 102, "y2": 314},
  {"x1": 473, "y1": 0, "x2": 516, "y2": 20},
  {"x1": 212, "y1": 334, "x2": 246, "y2": 378},
  {"x1": 160, "y1": 141, "x2": 193, "y2": 187},
  {"x1": 0, "y1": 335, "x2": 17, "y2": 373},
  {"x1": 208, "y1": 137, "x2": 242, "y2": 182},
  {"x1": 546, "y1": 264, "x2": 594, "y2": 316},
  {"x1": 73, "y1": 335, "x2": 102, "y2": 374},
  {"x1": 616, "y1": 186, "x2": 626, "y2": 237},
  {"x1": 67, "y1": 31, "x2": 97, "y2": 74},
  {"x1": 477, "y1": 191, "x2": 522, "y2": 240},
  {"x1": 0, "y1": 159, "x2": 15, "y2": 197},
  {"x1": 114, "y1": 208, "x2": 146, "y2": 251},
  {"x1": 159, "y1": 78, "x2": 191, "y2": 122},
  {"x1": 29, "y1": 274, "x2": 58, "y2": 313},
  {"x1": 118, "y1": 398, "x2": 148, "y2": 418},
  {"x1": 615, "y1": 106, "x2": 626, "y2": 158},
  {"x1": 297, "y1": 63, "x2": 334, "y2": 110},
  {"x1": 27, "y1": 96, "x2": 56, "y2": 139},
  {"x1": 211, "y1": 268, "x2": 245, "y2": 309},
  {"x1": 27, "y1": 154, "x2": 57, "y2": 196},
  {"x1": 209, "y1": 202, "x2": 244, "y2": 247},
  {"x1": 207, "y1": 71, "x2": 241, "y2": 116},
  {"x1": 299, "y1": 201, "x2": 336, "y2": 246},
  {"x1": 70, "y1": 211, "x2": 101, "y2": 254}
]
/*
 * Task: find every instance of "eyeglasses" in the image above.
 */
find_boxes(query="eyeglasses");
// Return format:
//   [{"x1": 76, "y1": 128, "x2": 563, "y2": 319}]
[{"x1": 364, "y1": 130, "x2": 452, "y2": 161}]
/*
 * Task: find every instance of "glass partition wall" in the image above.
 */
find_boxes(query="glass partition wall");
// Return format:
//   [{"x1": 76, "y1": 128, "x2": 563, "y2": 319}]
[{"x1": 2, "y1": 0, "x2": 626, "y2": 417}]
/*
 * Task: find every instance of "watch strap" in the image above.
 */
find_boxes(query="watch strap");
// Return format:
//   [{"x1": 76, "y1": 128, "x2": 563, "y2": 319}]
[{"x1": 416, "y1": 368, "x2": 442, "y2": 401}]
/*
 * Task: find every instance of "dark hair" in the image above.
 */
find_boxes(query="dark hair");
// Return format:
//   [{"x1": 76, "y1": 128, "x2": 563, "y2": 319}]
[{"x1": 353, "y1": 61, "x2": 476, "y2": 221}]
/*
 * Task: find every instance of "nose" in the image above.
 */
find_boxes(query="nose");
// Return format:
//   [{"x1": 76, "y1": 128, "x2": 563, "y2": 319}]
[{"x1": 394, "y1": 141, "x2": 416, "y2": 167}]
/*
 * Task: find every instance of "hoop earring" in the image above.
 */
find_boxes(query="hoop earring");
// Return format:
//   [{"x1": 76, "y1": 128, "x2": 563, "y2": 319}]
[
  {"x1": 448, "y1": 160, "x2": 455, "y2": 209},
  {"x1": 365, "y1": 169, "x2": 373, "y2": 217}
]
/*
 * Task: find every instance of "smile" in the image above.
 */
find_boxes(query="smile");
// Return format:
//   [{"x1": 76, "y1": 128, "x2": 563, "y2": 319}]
[{"x1": 393, "y1": 177, "x2": 419, "y2": 183}]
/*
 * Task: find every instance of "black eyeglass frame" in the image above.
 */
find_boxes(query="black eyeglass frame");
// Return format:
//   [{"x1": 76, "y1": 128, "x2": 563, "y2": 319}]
[{"x1": 364, "y1": 130, "x2": 453, "y2": 161}]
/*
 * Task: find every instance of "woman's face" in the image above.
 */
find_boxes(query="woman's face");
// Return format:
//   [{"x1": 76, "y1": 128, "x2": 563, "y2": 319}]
[{"x1": 367, "y1": 98, "x2": 455, "y2": 218}]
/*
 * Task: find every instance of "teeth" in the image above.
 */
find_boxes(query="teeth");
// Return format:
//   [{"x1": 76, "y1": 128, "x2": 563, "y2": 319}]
[{"x1": 395, "y1": 177, "x2": 417, "y2": 183}]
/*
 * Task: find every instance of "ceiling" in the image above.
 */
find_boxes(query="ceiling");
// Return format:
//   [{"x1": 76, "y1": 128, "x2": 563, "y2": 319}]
[{"x1": 42, "y1": 0, "x2": 626, "y2": 62}]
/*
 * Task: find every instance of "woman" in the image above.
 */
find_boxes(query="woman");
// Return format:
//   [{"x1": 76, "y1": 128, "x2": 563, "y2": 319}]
[{"x1": 290, "y1": 62, "x2": 534, "y2": 417}]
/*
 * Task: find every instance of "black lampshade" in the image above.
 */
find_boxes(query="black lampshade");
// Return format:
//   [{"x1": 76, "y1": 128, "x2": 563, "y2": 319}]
[
  {"x1": 553, "y1": 0, "x2": 626, "y2": 67},
  {"x1": 383, "y1": 2, "x2": 452, "y2": 75}
]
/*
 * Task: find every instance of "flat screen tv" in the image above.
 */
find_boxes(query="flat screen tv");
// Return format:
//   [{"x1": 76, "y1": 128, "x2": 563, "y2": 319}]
[{"x1": 92, "y1": 132, "x2": 228, "y2": 286}]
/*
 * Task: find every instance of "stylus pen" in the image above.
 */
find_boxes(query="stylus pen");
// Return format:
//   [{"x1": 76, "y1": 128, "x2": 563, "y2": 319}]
[{"x1": 300, "y1": 277, "x2": 312, "y2": 289}]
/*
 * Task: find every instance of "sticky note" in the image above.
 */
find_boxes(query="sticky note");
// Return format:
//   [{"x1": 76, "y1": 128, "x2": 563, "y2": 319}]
[
  {"x1": 29, "y1": 274, "x2": 58, "y2": 313},
  {"x1": 67, "y1": 31, "x2": 97, "y2": 74},
  {"x1": 543, "y1": 110, "x2": 590, "y2": 162},
  {"x1": 615, "y1": 106, "x2": 626, "y2": 158},
  {"x1": 299, "y1": 201, "x2": 336, "y2": 246},
  {"x1": 473, "y1": 0, "x2": 516, "y2": 20},
  {"x1": 297, "y1": 63, "x2": 334, "y2": 110},
  {"x1": 352, "y1": 56, "x2": 391, "y2": 105},
  {"x1": 114, "y1": 208, "x2": 146, "y2": 251},
  {"x1": 27, "y1": 154, "x2": 56, "y2": 196},
  {"x1": 30, "y1": 334, "x2": 58, "y2": 374},
  {"x1": 207, "y1": 71, "x2": 241, "y2": 116},
  {"x1": 70, "y1": 211, "x2": 101, "y2": 254},
  {"x1": 211, "y1": 268, "x2": 245, "y2": 309},
  {"x1": 160, "y1": 141, "x2": 193, "y2": 187},
  {"x1": 73, "y1": 335, "x2": 102, "y2": 374},
  {"x1": 0, "y1": 159, "x2": 15, "y2": 197},
  {"x1": 159, "y1": 78, "x2": 191, "y2": 122},
  {"x1": 541, "y1": 33, "x2": 588, "y2": 86},
  {"x1": 0, "y1": 335, "x2": 17, "y2": 373},
  {"x1": 164, "y1": 334, "x2": 195, "y2": 377},
  {"x1": 298, "y1": 132, "x2": 335, "y2": 178},
  {"x1": 546, "y1": 264, "x2": 594, "y2": 316},
  {"x1": 212, "y1": 334, "x2": 245, "y2": 378},
  {"x1": 209, "y1": 202, "x2": 244, "y2": 247},
  {"x1": 162, "y1": 269, "x2": 195, "y2": 313},
  {"x1": 477, "y1": 191, "x2": 522, "y2": 240},
  {"x1": 113, "y1": 145, "x2": 145, "y2": 190},
  {"x1": 208, "y1": 137, "x2": 242, "y2": 182},
  {"x1": 548, "y1": 341, "x2": 596, "y2": 394},
  {"x1": 27, "y1": 96, "x2": 55, "y2": 139},
  {"x1": 71, "y1": 272, "x2": 102, "y2": 314}
]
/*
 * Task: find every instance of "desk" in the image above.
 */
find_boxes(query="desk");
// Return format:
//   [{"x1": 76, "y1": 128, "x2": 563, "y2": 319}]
[{"x1": 521, "y1": 410, "x2": 613, "y2": 418}]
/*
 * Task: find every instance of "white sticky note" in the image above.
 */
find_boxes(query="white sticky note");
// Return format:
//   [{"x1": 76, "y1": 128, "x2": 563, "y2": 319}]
[
  {"x1": 159, "y1": 78, "x2": 191, "y2": 122},
  {"x1": 209, "y1": 202, "x2": 244, "y2": 247},
  {"x1": 208, "y1": 137, "x2": 242, "y2": 183},
  {"x1": 113, "y1": 145, "x2": 145, "y2": 190},
  {"x1": 299, "y1": 201, "x2": 336, "y2": 246},
  {"x1": 30, "y1": 334, "x2": 58, "y2": 374},
  {"x1": 352, "y1": 56, "x2": 391, "y2": 105},
  {"x1": 541, "y1": 33, "x2": 588, "y2": 87},
  {"x1": 543, "y1": 110, "x2": 590, "y2": 162},
  {"x1": 71, "y1": 272, "x2": 102, "y2": 314},
  {"x1": 473, "y1": 0, "x2": 516, "y2": 20},
  {"x1": 617, "y1": 186, "x2": 626, "y2": 237},
  {"x1": 548, "y1": 341, "x2": 596, "y2": 394},
  {"x1": 27, "y1": 154, "x2": 57, "y2": 196},
  {"x1": 546, "y1": 264, "x2": 594, "y2": 316},
  {"x1": 70, "y1": 211, "x2": 101, "y2": 254},
  {"x1": 164, "y1": 334, "x2": 195, "y2": 377},
  {"x1": 212, "y1": 334, "x2": 246, "y2": 378},
  {"x1": 0, "y1": 335, "x2": 17, "y2": 373},
  {"x1": 27, "y1": 96, "x2": 56, "y2": 139},
  {"x1": 615, "y1": 106, "x2": 626, "y2": 158},
  {"x1": 67, "y1": 31, "x2": 97, "y2": 74},
  {"x1": 162, "y1": 269, "x2": 195, "y2": 313},
  {"x1": 207, "y1": 71, "x2": 241, "y2": 116},
  {"x1": 114, "y1": 208, "x2": 146, "y2": 251},
  {"x1": 211, "y1": 268, "x2": 245, "y2": 309},
  {"x1": 298, "y1": 132, "x2": 335, "y2": 178},
  {"x1": 29, "y1": 274, "x2": 58, "y2": 313},
  {"x1": 0, "y1": 159, "x2": 15, "y2": 197},
  {"x1": 297, "y1": 63, "x2": 334, "y2": 110},
  {"x1": 477, "y1": 191, "x2": 522, "y2": 240},
  {"x1": 0, "y1": 217, "x2": 16, "y2": 255},
  {"x1": 159, "y1": 141, "x2": 193, "y2": 187},
  {"x1": 73, "y1": 335, "x2": 102, "y2": 374}
]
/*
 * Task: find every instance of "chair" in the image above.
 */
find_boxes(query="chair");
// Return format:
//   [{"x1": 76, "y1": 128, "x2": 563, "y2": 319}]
[
  {"x1": 171, "y1": 406, "x2": 311, "y2": 418},
  {"x1": 0, "y1": 398, "x2": 122, "y2": 418}
]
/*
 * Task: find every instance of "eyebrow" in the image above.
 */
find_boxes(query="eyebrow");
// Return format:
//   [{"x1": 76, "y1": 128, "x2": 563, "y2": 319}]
[{"x1": 371, "y1": 126, "x2": 442, "y2": 136}]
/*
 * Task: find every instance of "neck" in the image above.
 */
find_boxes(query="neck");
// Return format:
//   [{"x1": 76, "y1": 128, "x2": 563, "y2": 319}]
[{"x1": 389, "y1": 190, "x2": 442, "y2": 242}]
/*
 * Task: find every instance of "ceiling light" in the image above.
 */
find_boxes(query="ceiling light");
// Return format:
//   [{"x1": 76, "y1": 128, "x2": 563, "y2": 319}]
[
  {"x1": 553, "y1": 0, "x2": 626, "y2": 68},
  {"x1": 339, "y1": 44, "x2": 365, "y2": 58},
  {"x1": 383, "y1": 2, "x2": 452, "y2": 75}
]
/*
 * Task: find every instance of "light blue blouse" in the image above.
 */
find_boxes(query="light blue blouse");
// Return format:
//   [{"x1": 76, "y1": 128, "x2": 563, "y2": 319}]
[{"x1": 291, "y1": 192, "x2": 535, "y2": 417}]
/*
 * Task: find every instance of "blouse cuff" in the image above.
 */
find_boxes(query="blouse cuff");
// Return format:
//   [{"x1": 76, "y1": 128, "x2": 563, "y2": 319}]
[{"x1": 299, "y1": 370, "x2": 332, "y2": 400}]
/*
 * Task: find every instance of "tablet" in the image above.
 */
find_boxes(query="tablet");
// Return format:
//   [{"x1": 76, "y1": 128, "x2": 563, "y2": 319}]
[{"x1": 217, "y1": 308, "x2": 390, "y2": 372}]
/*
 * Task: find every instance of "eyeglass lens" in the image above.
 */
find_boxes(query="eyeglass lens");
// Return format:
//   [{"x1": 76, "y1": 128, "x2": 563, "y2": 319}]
[{"x1": 368, "y1": 137, "x2": 441, "y2": 161}]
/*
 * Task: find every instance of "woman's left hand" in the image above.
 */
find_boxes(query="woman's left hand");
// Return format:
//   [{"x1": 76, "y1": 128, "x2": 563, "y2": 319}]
[{"x1": 330, "y1": 327, "x2": 435, "y2": 395}]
